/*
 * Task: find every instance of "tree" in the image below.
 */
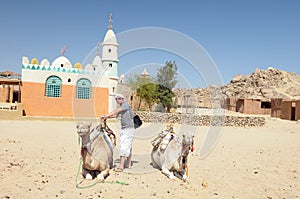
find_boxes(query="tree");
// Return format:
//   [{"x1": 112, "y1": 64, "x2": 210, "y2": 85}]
[
  {"x1": 156, "y1": 61, "x2": 178, "y2": 89},
  {"x1": 127, "y1": 73, "x2": 156, "y2": 111},
  {"x1": 157, "y1": 84, "x2": 176, "y2": 112},
  {"x1": 136, "y1": 83, "x2": 158, "y2": 111},
  {"x1": 136, "y1": 83, "x2": 176, "y2": 112},
  {"x1": 127, "y1": 61, "x2": 178, "y2": 112},
  {"x1": 127, "y1": 74, "x2": 154, "y2": 91},
  {"x1": 155, "y1": 61, "x2": 178, "y2": 112}
]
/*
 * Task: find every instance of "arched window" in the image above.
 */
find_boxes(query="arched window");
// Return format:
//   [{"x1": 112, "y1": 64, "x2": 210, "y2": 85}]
[
  {"x1": 76, "y1": 78, "x2": 91, "y2": 99},
  {"x1": 45, "y1": 76, "x2": 62, "y2": 97}
]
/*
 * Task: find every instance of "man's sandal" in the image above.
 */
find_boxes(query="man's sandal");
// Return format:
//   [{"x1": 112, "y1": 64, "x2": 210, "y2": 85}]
[{"x1": 114, "y1": 167, "x2": 124, "y2": 172}]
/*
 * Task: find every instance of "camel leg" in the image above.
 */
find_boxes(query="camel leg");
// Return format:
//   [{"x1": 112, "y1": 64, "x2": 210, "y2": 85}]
[
  {"x1": 82, "y1": 168, "x2": 93, "y2": 180},
  {"x1": 182, "y1": 174, "x2": 188, "y2": 181},
  {"x1": 182, "y1": 163, "x2": 188, "y2": 182},
  {"x1": 181, "y1": 156, "x2": 189, "y2": 182},
  {"x1": 162, "y1": 167, "x2": 175, "y2": 179},
  {"x1": 97, "y1": 167, "x2": 110, "y2": 181}
]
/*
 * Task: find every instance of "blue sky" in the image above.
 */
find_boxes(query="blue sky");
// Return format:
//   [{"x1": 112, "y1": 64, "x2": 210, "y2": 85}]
[{"x1": 0, "y1": 0, "x2": 299, "y2": 87}]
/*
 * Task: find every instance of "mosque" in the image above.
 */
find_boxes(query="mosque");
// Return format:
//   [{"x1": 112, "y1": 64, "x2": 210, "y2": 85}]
[{"x1": 20, "y1": 14, "x2": 119, "y2": 118}]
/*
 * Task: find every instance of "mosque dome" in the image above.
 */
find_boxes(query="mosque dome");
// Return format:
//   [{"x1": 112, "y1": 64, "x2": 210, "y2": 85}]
[
  {"x1": 22, "y1": 57, "x2": 29, "y2": 65},
  {"x1": 52, "y1": 56, "x2": 72, "y2": 68},
  {"x1": 85, "y1": 64, "x2": 93, "y2": 71},
  {"x1": 40, "y1": 59, "x2": 50, "y2": 67},
  {"x1": 31, "y1": 58, "x2": 39, "y2": 65},
  {"x1": 103, "y1": 29, "x2": 118, "y2": 44},
  {"x1": 74, "y1": 62, "x2": 82, "y2": 69}
]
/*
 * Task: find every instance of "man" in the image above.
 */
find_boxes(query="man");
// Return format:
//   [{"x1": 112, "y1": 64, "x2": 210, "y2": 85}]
[{"x1": 102, "y1": 93, "x2": 134, "y2": 172}]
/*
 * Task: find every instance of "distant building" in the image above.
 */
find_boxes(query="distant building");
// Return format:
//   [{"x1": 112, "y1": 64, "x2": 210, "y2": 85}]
[
  {"x1": 0, "y1": 71, "x2": 21, "y2": 103},
  {"x1": 280, "y1": 100, "x2": 300, "y2": 121},
  {"x1": 271, "y1": 98, "x2": 283, "y2": 118},
  {"x1": 225, "y1": 98, "x2": 271, "y2": 115}
]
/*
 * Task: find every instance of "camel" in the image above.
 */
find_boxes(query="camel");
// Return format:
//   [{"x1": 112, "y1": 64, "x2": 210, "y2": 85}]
[
  {"x1": 76, "y1": 121, "x2": 113, "y2": 181},
  {"x1": 151, "y1": 130, "x2": 194, "y2": 181}
]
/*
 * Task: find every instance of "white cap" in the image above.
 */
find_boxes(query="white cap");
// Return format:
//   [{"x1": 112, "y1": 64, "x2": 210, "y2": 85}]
[{"x1": 114, "y1": 93, "x2": 125, "y2": 99}]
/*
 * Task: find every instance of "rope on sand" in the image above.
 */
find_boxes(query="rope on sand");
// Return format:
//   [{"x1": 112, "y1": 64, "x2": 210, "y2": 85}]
[{"x1": 75, "y1": 159, "x2": 129, "y2": 189}]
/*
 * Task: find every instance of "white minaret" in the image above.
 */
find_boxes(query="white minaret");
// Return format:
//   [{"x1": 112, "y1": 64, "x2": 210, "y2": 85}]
[
  {"x1": 102, "y1": 13, "x2": 119, "y2": 77},
  {"x1": 102, "y1": 13, "x2": 119, "y2": 112}
]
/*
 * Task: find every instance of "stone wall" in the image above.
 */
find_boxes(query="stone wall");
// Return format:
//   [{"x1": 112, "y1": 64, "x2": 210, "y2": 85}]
[{"x1": 134, "y1": 111, "x2": 265, "y2": 127}]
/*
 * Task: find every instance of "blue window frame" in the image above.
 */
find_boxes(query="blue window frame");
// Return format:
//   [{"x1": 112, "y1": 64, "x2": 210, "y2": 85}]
[
  {"x1": 76, "y1": 78, "x2": 91, "y2": 99},
  {"x1": 45, "y1": 76, "x2": 62, "y2": 97}
]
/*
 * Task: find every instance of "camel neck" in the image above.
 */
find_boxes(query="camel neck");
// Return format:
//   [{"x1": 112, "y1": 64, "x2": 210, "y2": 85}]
[{"x1": 81, "y1": 135, "x2": 90, "y2": 146}]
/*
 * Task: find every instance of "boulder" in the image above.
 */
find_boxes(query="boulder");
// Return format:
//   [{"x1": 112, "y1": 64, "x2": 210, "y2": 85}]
[{"x1": 231, "y1": 74, "x2": 243, "y2": 83}]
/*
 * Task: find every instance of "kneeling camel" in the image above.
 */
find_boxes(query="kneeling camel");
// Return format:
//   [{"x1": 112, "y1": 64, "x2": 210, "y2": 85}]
[
  {"x1": 76, "y1": 121, "x2": 113, "y2": 181},
  {"x1": 151, "y1": 130, "x2": 194, "y2": 181}
]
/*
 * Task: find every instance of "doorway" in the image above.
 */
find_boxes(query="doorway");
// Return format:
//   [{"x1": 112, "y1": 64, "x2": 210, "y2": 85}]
[
  {"x1": 291, "y1": 107, "x2": 296, "y2": 121},
  {"x1": 13, "y1": 91, "x2": 20, "y2": 103}
]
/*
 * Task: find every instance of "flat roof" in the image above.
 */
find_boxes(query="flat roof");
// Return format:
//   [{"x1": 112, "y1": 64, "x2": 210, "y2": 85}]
[{"x1": 0, "y1": 78, "x2": 22, "y2": 84}]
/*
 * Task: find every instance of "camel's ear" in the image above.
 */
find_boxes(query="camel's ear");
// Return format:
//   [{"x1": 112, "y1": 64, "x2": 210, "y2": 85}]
[
  {"x1": 76, "y1": 122, "x2": 81, "y2": 129},
  {"x1": 87, "y1": 122, "x2": 92, "y2": 128}
]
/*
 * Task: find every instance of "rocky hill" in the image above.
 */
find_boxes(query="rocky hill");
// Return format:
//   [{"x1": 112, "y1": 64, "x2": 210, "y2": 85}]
[{"x1": 221, "y1": 67, "x2": 300, "y2": 100}]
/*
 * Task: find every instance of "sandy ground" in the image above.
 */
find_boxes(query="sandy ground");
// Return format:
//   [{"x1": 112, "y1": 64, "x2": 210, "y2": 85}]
[{"x1": 0, "y1": 116, "x2": 299, "y2": 199}]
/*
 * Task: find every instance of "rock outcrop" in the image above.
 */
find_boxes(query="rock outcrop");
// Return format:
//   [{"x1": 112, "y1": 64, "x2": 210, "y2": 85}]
[{"x1": 222, "y1": 67, "x2": 300, "y2": 100}]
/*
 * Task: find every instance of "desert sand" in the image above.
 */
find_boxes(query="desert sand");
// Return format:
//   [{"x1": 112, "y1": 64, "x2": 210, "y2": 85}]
[{"x1": 0, "y1": 116, "x2": 299, "y2": 199}]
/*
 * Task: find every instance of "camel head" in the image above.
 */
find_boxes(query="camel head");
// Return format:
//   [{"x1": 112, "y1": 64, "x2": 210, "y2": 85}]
[
  {"x1": 182, "y1": 131, "x2": 194, "y2": 147},
  {"x1": 76, "y1": 121, "x2": 92, "y2": 137}
]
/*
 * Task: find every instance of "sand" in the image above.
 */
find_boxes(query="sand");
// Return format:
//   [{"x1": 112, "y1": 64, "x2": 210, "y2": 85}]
[{"x1": 0, "y1": 117, "x2": 299, "y2": 199}]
